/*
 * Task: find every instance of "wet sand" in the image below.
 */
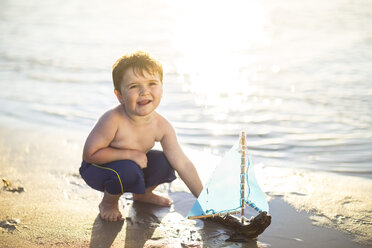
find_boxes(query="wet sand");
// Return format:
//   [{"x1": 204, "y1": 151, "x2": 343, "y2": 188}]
[{"x1": 0, "y1": 117, "x2": 371, "y2": 247}]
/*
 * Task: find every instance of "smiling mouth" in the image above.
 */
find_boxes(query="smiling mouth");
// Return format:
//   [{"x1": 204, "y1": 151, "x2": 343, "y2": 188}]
[{"x1": 137, "y1": 100, "x2": 152, "y2": 106}]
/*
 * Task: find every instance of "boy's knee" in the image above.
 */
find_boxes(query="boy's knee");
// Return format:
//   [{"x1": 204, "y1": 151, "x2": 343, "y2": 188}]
[
  {"x1": 114, "y1": 160, "x2": 143, "y2": 184},
  {"x1": 110, "y1": 160, "x2": 146, "y2": 194},
  {"x1": 144, "y1": 151, "x2": 176, "y2": 187},
  {"x1": 146, "y1": 150, "x2": 172, "y2": 171}
]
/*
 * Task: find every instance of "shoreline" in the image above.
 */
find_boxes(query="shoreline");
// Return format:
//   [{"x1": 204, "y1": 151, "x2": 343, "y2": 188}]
[{"x1": 0, "y1": 117, "x2": 371, "y2": 247}]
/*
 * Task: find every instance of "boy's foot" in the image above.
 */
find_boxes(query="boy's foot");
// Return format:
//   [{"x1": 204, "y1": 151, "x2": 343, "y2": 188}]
[
  {"x1": 99, "y1": 191, "x2": 124, "y2": 222},
  {"x1": 133, "y1": 191, "x2": 172, "y2": 207}
]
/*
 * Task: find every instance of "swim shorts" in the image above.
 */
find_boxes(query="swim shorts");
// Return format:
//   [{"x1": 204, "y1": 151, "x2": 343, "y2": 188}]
[{"x1": 79, "y1": 150, "x2": 176, "y2": 195}]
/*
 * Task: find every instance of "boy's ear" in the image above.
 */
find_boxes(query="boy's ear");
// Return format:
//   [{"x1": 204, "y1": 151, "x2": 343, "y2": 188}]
[{"x1": 114, "y1": 89, "x2": 124, "y2": 103}]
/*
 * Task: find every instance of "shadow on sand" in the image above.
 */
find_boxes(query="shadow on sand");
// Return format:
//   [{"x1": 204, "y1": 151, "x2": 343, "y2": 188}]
[
  {"x1": 88, "y1": 191, "x2": 260, "y2": 248},
  {"x1": 89, "y1": 214, "x2": 124, "y2": 248},
  {"x1": 124, "y1": 201, "x2": 165, "y2": 248},
  {"x1": 125, "y1": 191, "x2": 260, "y2": 248}
]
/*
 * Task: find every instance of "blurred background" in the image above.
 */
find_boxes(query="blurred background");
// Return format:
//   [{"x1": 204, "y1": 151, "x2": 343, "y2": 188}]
[{"x1": 0, "y1": 0, "x2": 371, "y2": 176}]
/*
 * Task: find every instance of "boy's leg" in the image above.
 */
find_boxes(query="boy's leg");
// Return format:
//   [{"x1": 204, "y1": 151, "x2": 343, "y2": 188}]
[
  {"x1": 80, "y1": 160, "x2": 146, "y2": 221},
  {"x1": 132, "y1": 150, "x2": 176, "y2": 206}
]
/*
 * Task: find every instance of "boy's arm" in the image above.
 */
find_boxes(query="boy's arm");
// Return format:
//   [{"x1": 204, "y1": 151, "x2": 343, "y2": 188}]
[
  {"x1": 160, "y1": 121, "x2": 203, "y2": 197},
  {"x1": 83, "y1": 111, "x2": 147, "y2": 167}
]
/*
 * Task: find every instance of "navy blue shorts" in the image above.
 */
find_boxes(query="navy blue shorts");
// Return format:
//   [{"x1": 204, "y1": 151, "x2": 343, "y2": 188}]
[{"x1": 79, "y1": 150, "x2": 176, "y2": 195}]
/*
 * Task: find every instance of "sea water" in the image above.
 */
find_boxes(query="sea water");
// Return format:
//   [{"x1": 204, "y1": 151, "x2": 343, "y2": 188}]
[{"x1": 0, "y1": 0, "x2": 371, "y2": 177}]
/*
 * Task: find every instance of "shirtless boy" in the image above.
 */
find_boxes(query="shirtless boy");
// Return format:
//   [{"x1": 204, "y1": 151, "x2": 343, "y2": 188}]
[{"x1": 79, "y1": 51, "x2": 203, "y2": 222}]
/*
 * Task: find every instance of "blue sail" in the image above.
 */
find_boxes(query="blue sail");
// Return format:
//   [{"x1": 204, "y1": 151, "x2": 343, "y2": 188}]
[
  {"x1": 244, "y1": 155, "x2": 269, "y2": 213},
  {"x1": 187, "y1": 137, "x2": 269, "y2": 218}
]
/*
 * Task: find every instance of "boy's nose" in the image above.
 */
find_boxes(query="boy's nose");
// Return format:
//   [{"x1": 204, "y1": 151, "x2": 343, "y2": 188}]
[{"x1": 139, "y1": 86, "x2": 149, "y2": 95}]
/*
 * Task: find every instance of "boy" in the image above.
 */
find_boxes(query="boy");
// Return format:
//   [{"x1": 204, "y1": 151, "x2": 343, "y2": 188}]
[{"x1": 79, "y1": 51, "x2": 203, "y2": 222}]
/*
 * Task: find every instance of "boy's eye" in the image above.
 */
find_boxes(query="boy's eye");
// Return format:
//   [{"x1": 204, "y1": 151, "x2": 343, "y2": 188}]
[{"x1": 129, "y1": 85, "x2": 137, "y2": 89}]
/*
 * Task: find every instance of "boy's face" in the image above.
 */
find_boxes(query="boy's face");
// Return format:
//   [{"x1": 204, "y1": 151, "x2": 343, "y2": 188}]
[{"x1": 115, "y1": 68, "x2": 163, "y2": 118}]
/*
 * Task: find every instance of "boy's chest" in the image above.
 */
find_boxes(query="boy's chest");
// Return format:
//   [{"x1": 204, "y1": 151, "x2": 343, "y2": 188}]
[{"x1": 110, "y1": 124, "x2": 162, "y2": 152}]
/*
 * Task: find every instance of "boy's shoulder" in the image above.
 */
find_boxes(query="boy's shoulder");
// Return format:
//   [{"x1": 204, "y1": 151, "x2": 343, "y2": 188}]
[
  {"x1": 154, "y1": 111, "x2": 172, "y2": 127},
  {"x1": 98, "y1": 105, "x2": 125, "y2": 123},
  {"x1": 153, "y1": 112, "x2": 176, "y2": 140}
]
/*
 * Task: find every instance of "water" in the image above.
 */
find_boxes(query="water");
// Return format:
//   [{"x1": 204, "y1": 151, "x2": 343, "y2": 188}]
[{"x1": 1, "y1": 0, "x2": 371, "y2": 176}]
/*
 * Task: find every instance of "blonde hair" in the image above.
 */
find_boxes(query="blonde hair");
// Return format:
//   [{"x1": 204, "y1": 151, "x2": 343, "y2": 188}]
[{"x1": 112, "y1": 51, "x2": 163, "y2": 91}]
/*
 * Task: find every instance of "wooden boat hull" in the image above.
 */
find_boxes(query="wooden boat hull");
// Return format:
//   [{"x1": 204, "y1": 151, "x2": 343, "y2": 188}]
[{"x1": 208, "y1": 211, "x2": 271, "y2": 241}]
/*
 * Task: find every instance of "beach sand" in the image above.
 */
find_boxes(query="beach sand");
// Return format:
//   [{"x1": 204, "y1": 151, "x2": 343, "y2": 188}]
[{"x1": 0, "y1": 117, "x2": 371, "y2": 248}]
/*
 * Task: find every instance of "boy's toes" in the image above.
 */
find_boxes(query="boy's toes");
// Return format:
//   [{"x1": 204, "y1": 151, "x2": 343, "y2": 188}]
[
  {"x1": 99, "y1": 202, "x2": 124, "y2": 222},
  {"x1": 100, "y1": 212, "x2": 107, "y2": 221},
  {"x1": 109, "y1": 215, "x2": 116, "y2": 222},
  {"x1": 162, "y1": 197, "x2": 173, "y2": 206},
  {"x1": 114, "y1": 212, "x2": 123, "y2": 222},
  {"x1": 153, "y1": 194, "x2": 172, "y2": 207},
  {"x1": 101, "y1": 213, "x2": 110, "y2": 221},
  {"x1": 99, "y1": 210, "x2": 122, "y2": 222}
]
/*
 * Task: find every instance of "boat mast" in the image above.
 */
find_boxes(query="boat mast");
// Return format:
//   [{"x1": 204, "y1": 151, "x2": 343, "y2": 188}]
[{"x1": 240, "y1": 131, "x2": 247, "y2": 223}]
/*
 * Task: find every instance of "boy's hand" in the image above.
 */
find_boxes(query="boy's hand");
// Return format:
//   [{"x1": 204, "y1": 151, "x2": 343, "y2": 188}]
[{"x1": 127, "y1": 150, "x2": 148, "y2": 169}]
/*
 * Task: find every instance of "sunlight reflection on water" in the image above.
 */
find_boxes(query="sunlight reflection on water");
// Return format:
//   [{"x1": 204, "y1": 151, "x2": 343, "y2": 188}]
[{"x1": 0, "y1": 0, "x2": 371, "y2": 176}]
